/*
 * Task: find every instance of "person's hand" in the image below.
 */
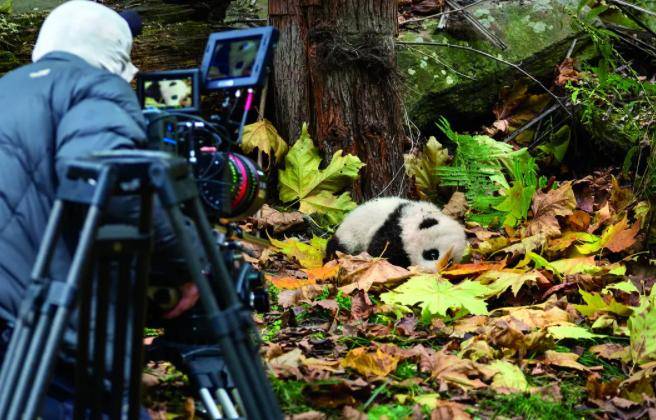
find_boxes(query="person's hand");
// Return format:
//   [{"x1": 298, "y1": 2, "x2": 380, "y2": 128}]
[{"x1": 162, "y1": 282, "x2": 199, "y2": 319}]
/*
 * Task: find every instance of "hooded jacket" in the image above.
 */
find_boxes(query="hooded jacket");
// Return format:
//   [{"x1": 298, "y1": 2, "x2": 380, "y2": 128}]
[{"x1": 0, "y1": 58, "x2": 194, "y2": 324}]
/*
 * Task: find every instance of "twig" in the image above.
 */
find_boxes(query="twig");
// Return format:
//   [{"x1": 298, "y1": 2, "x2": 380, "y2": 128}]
[
  {"x1": 606, "y1": 0, "x2": 656, "y2": 17},
  {"x1": 444, "y1": 0, "x2": 507, "y2": 50},
  {"x1": 397, "y1": 41, "x2": 572, "y2": 116},
  {"x1": 400, "y1": 0, "x2": 487, "y2": 26},
  {"x1": 504, "y1": 103, "x2": 562, "y2": 144}
]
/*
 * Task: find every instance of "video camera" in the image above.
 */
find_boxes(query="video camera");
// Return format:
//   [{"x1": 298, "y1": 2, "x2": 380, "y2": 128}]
[{"x1": 136, "y1": 27, "x2": 277, "y2": 220}]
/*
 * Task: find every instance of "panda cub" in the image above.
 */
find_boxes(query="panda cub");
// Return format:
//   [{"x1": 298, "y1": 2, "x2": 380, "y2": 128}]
[{"x1": 326, "y1": 197, "x2": 467, "y2": 272}]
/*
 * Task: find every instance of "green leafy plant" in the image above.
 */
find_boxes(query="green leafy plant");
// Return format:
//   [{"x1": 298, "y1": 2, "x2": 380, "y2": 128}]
[
  {"x1": 435, "y1": 118, "x2": 542, "y2": 227},
  {"x1": 278, "y1": 124, "x2": 364, "y2": 225}
]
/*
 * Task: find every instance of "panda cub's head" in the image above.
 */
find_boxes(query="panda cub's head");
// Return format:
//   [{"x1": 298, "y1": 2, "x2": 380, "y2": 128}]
[{"x1": 399, "y1": 201, "x2": 467, "y2": 272}]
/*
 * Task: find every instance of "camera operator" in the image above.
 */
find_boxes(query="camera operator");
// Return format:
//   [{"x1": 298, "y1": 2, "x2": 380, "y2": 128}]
[{"x1": 0, "y1": 1, "x2": 201, "y2": 417}]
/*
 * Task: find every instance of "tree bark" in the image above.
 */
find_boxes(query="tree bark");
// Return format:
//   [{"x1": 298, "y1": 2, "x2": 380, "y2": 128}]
[{"x1": 269, "y1": 0, "x2": 408, "y2": 200}]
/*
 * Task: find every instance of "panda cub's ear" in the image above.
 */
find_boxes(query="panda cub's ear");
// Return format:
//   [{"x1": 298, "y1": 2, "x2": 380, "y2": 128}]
[{"x1": 419, "y1": 218, "x2": 439, "y2": 229}]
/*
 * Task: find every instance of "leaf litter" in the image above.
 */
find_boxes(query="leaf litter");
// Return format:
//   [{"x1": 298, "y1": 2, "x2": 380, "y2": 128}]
[{"x1": 257, "y1": 156, "x2": 656, "y2": 418}]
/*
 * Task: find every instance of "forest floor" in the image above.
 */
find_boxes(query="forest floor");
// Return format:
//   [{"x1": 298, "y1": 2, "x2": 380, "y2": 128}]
[{"x1": 140, "y1": 1, "x2": 656, "y2": 419}]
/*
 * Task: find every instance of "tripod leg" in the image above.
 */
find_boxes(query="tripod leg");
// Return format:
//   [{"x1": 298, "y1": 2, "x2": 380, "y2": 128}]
[
  {"x1": 0, "y1": 200, "x2": 65, "y2": 417},
  {"x1": 216, "y1": 388, "x2": 239, "y2": 419},
  {"x1": 200, "y1": 388, "x2": 223, "y2": 419},
  {"x1": 158, "y1": 204, "x2": 266, "y2": 420},
  {"x1": 188, "y1": 199, "x2": 282, "y2": 417},
  {"x1": 19, "y1": 205, "x2": 104, "y2": 419}
]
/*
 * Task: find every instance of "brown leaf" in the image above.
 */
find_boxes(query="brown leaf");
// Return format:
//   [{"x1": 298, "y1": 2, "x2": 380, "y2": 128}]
[
  {"x1": 542, "y1": 350, "x2": 591, "y2": 371},
  {"x1": 341, "y1": 406, "x2": 367, "y2": 420},
  {"x1": 442, "y1": 191, "x2": 468, "y2": 219},
  {"x1": 589, "y1": 343, "x2": 630, "y2": 361},
  {"x1": 395, "y1": 315, "x2": 418, "y2": 336},
  {"x1": 567, "y1": 210, "x2": 591, "y2": 231},
  {"x1": 430, "y1": 350, "x2": 487, "y2": 390},
  {"x1": 526, "y1": 181, "x2": 577, "y2": 237},
  {"x1": 287, "y1": 411, "x2": 327, "y2": 420},
  {"x1": 430, "y1": 401, "x2": 472, "y2": 420},
  {"x1": 555, "y1": 58, "x2": 581, "y2": 86},
  {"x1": 587, "y1": 372, "x2": 621, "y2": 400},
  {"x1": 278, "y1": 284, "x2": 330, "y2": 308},
  {"x1": 251, "y1": 204, "x2": 304, "y2": 233},
  {"x1": 610, "y1": 177, "x2": 634, "y2": 213},
  {"x1": 341, "y1": 347, "x2": 399, "y2": 377},
  {"x1": 604, "y1": 216, "x2": 640, "y2": 253},
  {"x1": 337, "y1": 253, "x2": 411, "y2": 294},
  {"x1": 350, "y1": 290, "x2": 374, "y2": 320},
  {"x1": 588, "y1": 202, "x2": 611, "y2": 233}
]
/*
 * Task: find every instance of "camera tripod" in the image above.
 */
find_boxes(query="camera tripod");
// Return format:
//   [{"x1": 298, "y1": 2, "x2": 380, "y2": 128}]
[{"x1": 0, "y1": 151, "x2": 281, "y2": 419}]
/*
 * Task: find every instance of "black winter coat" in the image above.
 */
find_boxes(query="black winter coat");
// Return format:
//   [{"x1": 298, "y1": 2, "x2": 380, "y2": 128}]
[{"x1": 0, "y1": 52, "x2": 188, "y2": 323}]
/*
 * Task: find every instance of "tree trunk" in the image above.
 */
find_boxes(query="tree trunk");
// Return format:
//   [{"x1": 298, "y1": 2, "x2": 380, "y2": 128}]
[{"x1": 269, "y1": 0, "x2": 408, "y2": 200}]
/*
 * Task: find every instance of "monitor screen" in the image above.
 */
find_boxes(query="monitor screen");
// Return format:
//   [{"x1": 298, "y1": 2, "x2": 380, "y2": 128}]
[
  {"x1": 206, "y1": 37, "x2": 262, "y2": 81},
  {"x1": 143, "y1": 76, "x2": 195, "y2": 110}
]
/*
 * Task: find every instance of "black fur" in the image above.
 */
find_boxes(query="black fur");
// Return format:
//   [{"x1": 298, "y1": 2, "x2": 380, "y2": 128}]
[
  {"x1": 367, "y1": 203, "x2": 411, "y2": 267},
  {"x1": 325, "y1": 235, "x2": 348, "y2": 261},
  {"x1": 419, "y1": 218, "x2": 439, "y2": 229}
]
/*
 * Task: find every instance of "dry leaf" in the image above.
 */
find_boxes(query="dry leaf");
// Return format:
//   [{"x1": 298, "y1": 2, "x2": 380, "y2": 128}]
[
  {"x1": 251, "y1": 204, "x2": 304, "y2": 233},
  {"x1": 542, "y1": 350, "x2": 591, "y2": 371},
  {"x1": 267, "y1": 274, "x2": 315, "y2": 290},
  {"x1": 555, "y1": 58, "x2": 581, "y2": 86},
  {"x1": 589, "y1": 343, "x2": 630, "y2": 361},
  {"x1": 430, "y1": 401, "x2": 472, "y2": 420},
  {"x1": 526, "y1": 182, "x2": 577, "y2": 237},
  {"x1": 303, "y1": 262, "x2": 339, "y2": 283},
  {"x1": 430, "y1": 351, "x2": 487, "y2": 390},
  {"x1": 278, "y1": 284, "x2": 330, "y2": 308},
  {"x1": 442, "y1": 192, "x2": 468, "y2": 219},
  {"x1": 337, "y1": 253, "x2": 411, "y2": 294},
  {"x1": 341, "y1": 347, "x2": 399, "y2": 377},
  {"x1": 350, "y1": 290, "x2": 375, "y2": 320},
  {"x1": 442, "y1": 260, "x2": 507, "y2": 279}
]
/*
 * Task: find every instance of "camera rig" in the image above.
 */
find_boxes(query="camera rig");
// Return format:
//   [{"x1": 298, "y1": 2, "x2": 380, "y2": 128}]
[{"x1": 135, "y1": 26, "x2": 281, "y2": 418}]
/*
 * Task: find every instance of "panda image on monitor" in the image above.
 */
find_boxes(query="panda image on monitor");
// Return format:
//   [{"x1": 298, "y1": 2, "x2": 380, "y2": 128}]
[
  {"x1": 326, "y1": 197, "x2": 467, "y2": 272},
  {"x1": 144, "y1": 78, "x2": 193, "y2": 109}
]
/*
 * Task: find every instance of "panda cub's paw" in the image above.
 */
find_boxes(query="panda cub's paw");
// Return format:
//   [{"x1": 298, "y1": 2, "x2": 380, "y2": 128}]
[{"x1": 327, "y1": 197, "x2": 467, "y2": 272}]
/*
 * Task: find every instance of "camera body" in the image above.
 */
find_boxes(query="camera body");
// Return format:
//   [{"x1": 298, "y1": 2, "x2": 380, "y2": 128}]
[{"x1": 137, "y1": 27, "x2": 278, "y2": 334}]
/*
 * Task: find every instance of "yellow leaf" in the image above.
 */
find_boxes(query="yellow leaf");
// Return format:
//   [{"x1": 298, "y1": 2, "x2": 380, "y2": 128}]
[
  {"x1": 266, "y1": 275, "x2": 316, "y2": 290},
  {"x1": 341, "y1": 347, "x2": 399, "y2": 377},
  {"x1": 241, "y1": 119, "x2": 288, "y2": 162},
  {"x1": 543, "y1": 350, "x2": 591, "y2": 371},
  {"x1": 269, "y1": 236, "x2": 326, "y2": 268}
]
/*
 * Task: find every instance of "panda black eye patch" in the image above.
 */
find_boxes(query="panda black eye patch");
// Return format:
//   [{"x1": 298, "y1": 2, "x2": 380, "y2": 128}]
[
  {"x1": 419, "y1": 218, "x2": 439, "y2": 229},
  {"x1": 423, "y1": 249, "x2": 440, "y2": 261}
]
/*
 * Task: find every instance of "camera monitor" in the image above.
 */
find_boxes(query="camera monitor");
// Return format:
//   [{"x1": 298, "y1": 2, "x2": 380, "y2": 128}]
[
  {"x1": 201, "y1": 27, "x2": 278, "y2": 90},
  {"x1": 136, "y1": 69, "x2": 201, "y2": 113}
]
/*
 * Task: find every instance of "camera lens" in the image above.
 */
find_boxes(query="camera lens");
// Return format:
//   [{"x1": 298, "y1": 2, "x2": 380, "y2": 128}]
[{"x1": 197, "y1": 152, "x2": 266, "y2": 219}]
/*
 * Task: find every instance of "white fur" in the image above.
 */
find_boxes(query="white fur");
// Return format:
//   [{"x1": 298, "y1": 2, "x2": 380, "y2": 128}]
[
  {"x1": 334, "y1": 197, "x2": 467, "y2": 272},
  {"x1": 159, "y1": 80, "x2": 191, "y2": 107}
]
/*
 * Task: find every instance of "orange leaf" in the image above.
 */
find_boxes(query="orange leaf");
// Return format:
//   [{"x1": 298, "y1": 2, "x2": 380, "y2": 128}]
[
  {"x1": 604, "y1": 216, "x2": 640, "y2": 253},
  {"x1": 266, "y1": 275, "x2": 316, "y2": 290},
  {"x1": 567, "y1": 210, "x2": 591, "y2": 232},
  {"x1": 442, "y1": 260, "x2": 507, "y2": 279},
  {"x1": 302, "y1": 261, "x2": 339, "y2": 283},
  {"x1": 341, "y1": 347, "x2": 399, "y2": 377}
]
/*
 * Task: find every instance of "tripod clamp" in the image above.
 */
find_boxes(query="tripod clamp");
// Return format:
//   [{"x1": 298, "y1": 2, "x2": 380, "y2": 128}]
[{"x1": 0, "y1": 151, "x2": 281, "y2": 420}]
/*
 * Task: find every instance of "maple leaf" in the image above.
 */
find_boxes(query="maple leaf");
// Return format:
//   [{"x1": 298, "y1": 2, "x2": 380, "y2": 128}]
[
  {"x1": 494, "y1": 306, "x2": 572, "y2": 329},
  {"x1": 341, "y1": 347, "x2": 399, "y2": 377},
  {"x1": 487, "y1": 360, "x2": 528, "y2": 393},
  {"x1": 380, "y1": 275, "x2": 490, "y2": 319},
  {"x1": 269, "y1": 235, "x2": 327, "y2": 268},
  {"x1": 403, "y1": 136, "x2": 450, "y2": 201},
  {"x1": 497, "y1": 234, "x2": 547, "y2": 257},
  {"x1": 577, "y1": 216, "x2": 639, "y2": 255},
  {"x1": 548, "y1": 256, "x2": 599, "y2": 275},
  {"x1": 477, "y1": 269, "x2": 544, "y2": 297},
  {"x1": 628, "y1": 289, "x2": 656, "y2": 364},
  {"x1": 240, "y1": 119, "x2": 288, "y2": 162},
  {"x1": 547, "y1": 231, "x2": 599, "y2": 253},
  {"x1": 547, "y1": 325, "x2": 605, "y2": 340},
  {"x1": 589, "y1": 343, "x2": 630, "y2": 362},
  {"x1": 574, "y1": 290, "x2": 633, "y2": 318},
  {"x1": 278, "y1": 124, "x2": 363, "y2": 223},
  {"x1": 526, "y1": 181, "x2": 577, "y2": 237}
]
